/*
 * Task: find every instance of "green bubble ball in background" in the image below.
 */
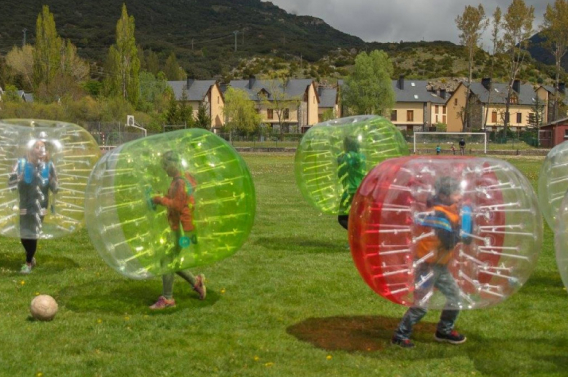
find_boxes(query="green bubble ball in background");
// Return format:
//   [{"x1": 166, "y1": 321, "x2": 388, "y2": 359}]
[
  {"x1": 85, "y1": 129, "x2": 256, "y2": 279},
  {"x1": 294, "y1": 115, "x2": 409, "y2": 215}
]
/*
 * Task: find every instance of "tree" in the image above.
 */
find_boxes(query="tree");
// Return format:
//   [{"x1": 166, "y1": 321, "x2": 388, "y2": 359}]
[
  {"x1": 195, "y1": 103, "x2": 211, "y2": 129},
  {"x1": 105, "y1": 4, "x2": 140, "y2": 105},
  {"x1": 163, "y1": 52, "x2": 186, "y2": 80},
  {"x1": 341, "y1": 50, "x2": 395, "y2": 116},
  {"x1": 5, "y1": 45, "x2": 34, "y2": 90},
  {"x1": 501, "y1": 0, "x2": 534, "y2": 139},
  {"x1": 455, "y1": 4, "x2": 488, "y2": 130},
  {"x1": 484, "y1": 7, "x2": 504, "y2": 129},
  {"x1": 260, "y1": 75, "x2": 302, "y2": 137},
  {"x1": 60, "y1": 39, "x2": 89, "y2": 82},
  {"x1": 178, "y1": 88, "x2": 194, "y2": 127},
  {"x1": 321, "y1": 108, "x2": 336, "y2": 122},
  {"x1": 146, "y1": 50, "x2": 160, "y2": 75},
  {"x1": 528, "y1": 95, "x2": 546, "y2": 129},
  {"x1": 33, "y1": 5, "x2": 62, "y2": 91},
  {"x1": 222, "y1": 87, "x2": 261, "y2": 141},
  {"x1": 542, "y1": 0, "x2": 568, "y2": 121}
]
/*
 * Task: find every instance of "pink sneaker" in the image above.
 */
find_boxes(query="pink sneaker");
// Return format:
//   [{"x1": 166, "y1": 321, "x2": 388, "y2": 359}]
[
  {"x1": 149, "y1": 296, "x2": 176, "y2": 310},
  {"x1": 193, "y1": 274, "x2": 206, "y2": 300}
]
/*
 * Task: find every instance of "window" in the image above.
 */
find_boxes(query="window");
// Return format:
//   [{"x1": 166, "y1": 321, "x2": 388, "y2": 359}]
[
  {"x1": 407, "y1": 110, "x2": 414, "y2": 122},
  {"x1": 391, "y1": 110, "x2": 397, "y2": 121},
  {"x1": 443, "y1": 115, "x2": 447, "y2": 123},
  {"x1": 516, "y1": 113, "x2": 522, "y2": 123},
  {"x1": 443, "y1": 106, "x2": 446, "y2": 114},
  {"x1": 435, "y1": 105, "x2": 439, "y2": 114},
  {"x1": 491, "y1": 111, "x2": 497, "y2": 123},
  {"x1": 454, "y1": 98, "x2": 458, "y2": 106},
  {"x1": 564, "y1": 129, "x2": 568, "y2": 139},
  {"x1": 284, "y1": 108, "x2": 289, "y2": 119},
  {"x1": 510, "y1": 96, "x2": 518, "y2": 104},
  {"x1": 435, "y1": 115, "x2": 439, "y2": 123},
  {"x1": 267, "y1": 109, "x2": 274, "y2": 120}
]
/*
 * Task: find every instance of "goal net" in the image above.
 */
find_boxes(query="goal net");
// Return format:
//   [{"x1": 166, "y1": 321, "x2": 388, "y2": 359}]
[{"x1": 413, "y1": 132, "x2": 487, "y2": 154}]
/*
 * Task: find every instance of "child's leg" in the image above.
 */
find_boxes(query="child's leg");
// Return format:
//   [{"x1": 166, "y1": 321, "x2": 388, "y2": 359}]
[
  {"x1": 21, "y1": 238, "x2": 37, "y2": 264},
  {"x1": 162, "y1": 273, "x2": 175, "y2": 299},
  {"x1": 176, "y1": 270, "x2": 196, "y2": 286},
  {"x1": 434, "y1": 267, "x2": 461, "y2": 334},
  {"x1": 393, "y1": 307, "x2": 427, "y2": 340}
]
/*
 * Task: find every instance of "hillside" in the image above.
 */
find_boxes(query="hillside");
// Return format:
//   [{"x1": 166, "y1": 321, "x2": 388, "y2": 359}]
[
  {"x1": 0, "y1": 0, "x2": 563, "y2": 86},
  {"x1": 0, "y1": 0, "x2": 365, "y2": 78}
]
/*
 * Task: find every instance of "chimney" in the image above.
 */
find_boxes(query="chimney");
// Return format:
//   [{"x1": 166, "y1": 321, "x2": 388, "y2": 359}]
[
  {"x1": 560, "y1": 82, "x2": 566, "y2": 94},
  {"x1": 248, "y1": 76, "x2": 256, "y2": 90},
  {"x1": 481, "y1": 77, "x2": 491, "y2": 90},
  {"x1": 398, "y1": 75, "x2": 404, "y2": 90},
  {"x1": 186, "y1": 78, "x2": 194, "y2": 90},
  {"x1": 439, "y1": 88, "x2": 446, "y2": 99},
  {"x1": 513, "y1": 79, "x2": 520, "y2": 93}
]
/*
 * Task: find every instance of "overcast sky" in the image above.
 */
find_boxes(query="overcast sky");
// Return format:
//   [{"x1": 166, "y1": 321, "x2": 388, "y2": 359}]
[{"x1": 267, "y1": 0, "x2": 548, "y2": 50}]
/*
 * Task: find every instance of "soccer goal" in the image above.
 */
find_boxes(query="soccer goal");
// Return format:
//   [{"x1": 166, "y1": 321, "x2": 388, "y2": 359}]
[{"x1": 413, "y1": 132, "x2": 487, "y2": 154}]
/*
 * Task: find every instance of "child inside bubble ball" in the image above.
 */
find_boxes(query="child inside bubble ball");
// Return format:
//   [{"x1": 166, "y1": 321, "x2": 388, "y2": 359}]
[
  {"x1": 149, "y1": 150, "x2": 206, "y2": 309},
  {"x1": 337, "y1": 136, "x2": 366, "y2": 230},
  {"x1": 391, "y1": 176, "x2": 469, "y2": 348},
  {"x1": 8, "y1": 137, "x2": 58, "y2": 274}
]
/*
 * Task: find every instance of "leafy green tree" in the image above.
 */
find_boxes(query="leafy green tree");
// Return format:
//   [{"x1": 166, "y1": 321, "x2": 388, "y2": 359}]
[
  {"x1": 105, "y1": 4, "x2": 140, "y2": 106},
  {"x1": 260, "y1": 75, "x2": 302, "y2": 136},
  {"x1": 484, "y1": 7, "x2": 504, "y2": 129},
  {"x1": 146, "y1": 50, "x2": 160, "y2": 75},
  {"x1": 542, "y1": 0, "x2": 568, "y2": 121},
  {"x1": 321, "y1": 108, "x2": 336, "y2": 122},
  {"x1": 455, "y1": 4, "x2": 488, "y2": 130},
  {"x1": 501, "y1": 0, "x2": 534, "y2": 137},
  {"x1": 341, "y1": 50, "x2": 395, "y2": 116},
  {"x1": 33, "y1": 5, "x2": 62, "y2": 91},
  {"x1": 60, "y1": 39, "x2": 89, "y2": 82},
  {"x1": 222, "y1": 87, "x2": 261, "y2": 141},
  {"x1": 164, "y1": 52, "x2": 186, "y2": 80},
  {"x1": 5, "y1": 45, "x2": 34, "y2": 90},
  {"x1": 178, "y1": 88, "x2": 194, "y2": 127},
  {"x1": 164, "y1": 92, "x2": 180, "y2": 125},
  {"x1": 195, "y1": 103, "x2": 211, "y2": 129}
]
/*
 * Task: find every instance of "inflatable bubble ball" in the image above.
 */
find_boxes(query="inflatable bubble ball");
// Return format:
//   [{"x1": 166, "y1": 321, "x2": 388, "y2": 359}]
[
  {"x1": 295, "y1": 115, "x2": 409, "y2": 215},
  {"x1": 350, "y1": 156, "x2": 542, "y2": 309},
  {"x1": 554, "y1": 190, "x2": 568, "y2": 292},
  {"x1": 0, "y1": 119, "x2": 100, "y2": 239},
  {"x1": 538, "y1": 141, "x2": 568, "y2": 229},
  {"x1": 85, "y1": 129, "x2": 256, "y2": 279}
]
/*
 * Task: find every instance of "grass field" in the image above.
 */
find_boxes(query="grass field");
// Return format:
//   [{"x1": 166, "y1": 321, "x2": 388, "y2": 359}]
[{"x1": 0, "y1": 153, "x2": 566, "y2": 377}]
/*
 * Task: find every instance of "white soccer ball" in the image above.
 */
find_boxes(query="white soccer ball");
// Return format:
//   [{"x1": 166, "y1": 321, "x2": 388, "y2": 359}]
[{"x1": 30, "y1": 295, "x2": 58, "y2": 321}]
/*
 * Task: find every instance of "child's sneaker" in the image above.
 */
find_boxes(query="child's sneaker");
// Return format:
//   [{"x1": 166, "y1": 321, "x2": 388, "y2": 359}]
[
  {"x1": 434, "y1": 330, "x2": 466, "y2": 344},
  {"x1": 391, "y1": 336, "x2": 415, "y2": 348},
  {"x1": 149, "y1": 296, "x2": 176, "y2": 310},
  {"x1": 20, "y1": 263, "x2": 32, "y2": 274},
  {"x1": 193, "y1": 274, "x2": 206, "y2": 300}
]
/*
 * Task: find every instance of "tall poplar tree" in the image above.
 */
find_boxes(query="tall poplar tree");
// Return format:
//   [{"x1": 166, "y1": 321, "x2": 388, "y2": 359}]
[
  {"x1": 106, "y1": 4, "x2": 140, "y2": 105},
  {"x1": 502, "y1": 0, "x2": 534, "y2": 138},
  {"x1": 455, "y1": 4, "x2": 488, "y2": 131},
  {"x1": 542, "y1": 0, "x2": 568, "y2": 121},
  {"x1": 33, "y1": 5, "x2": 62, "y2": 90}
]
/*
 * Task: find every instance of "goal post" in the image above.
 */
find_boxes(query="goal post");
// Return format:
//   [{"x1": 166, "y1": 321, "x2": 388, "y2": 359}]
[{"x1": 413, "y1": 132, "x2": 487, "y2": 154}]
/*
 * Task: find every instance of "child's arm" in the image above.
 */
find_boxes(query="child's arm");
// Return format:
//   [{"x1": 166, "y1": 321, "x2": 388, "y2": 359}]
[{"x1": 153, "y1": 179, "x2": 187, "y2": 213}]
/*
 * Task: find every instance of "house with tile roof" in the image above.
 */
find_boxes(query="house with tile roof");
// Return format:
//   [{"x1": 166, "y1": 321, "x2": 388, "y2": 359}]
[
  {"x1": 167, "y1": 79, "x2": 224, "y2": 129},
  {"x1": 389, "y1": 76, "x2": 449, "y2": 133},
  {"x1": 227, "y1": 77, "x2": 319, "y2": 133},
  {"x1": 535, "y1": 84, "x2": 568, "y2": 125},
  {"x1": 446, "y1": 78, "x2": 541, "y2": 132},
  {"x1": 317, "y1": 85, "x2": 341, "y2": 123}
]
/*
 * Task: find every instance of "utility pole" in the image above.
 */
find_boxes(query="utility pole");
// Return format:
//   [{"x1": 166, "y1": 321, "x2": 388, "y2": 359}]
[
  {"x1": 22, "y1": 28, "x2": 27, "y2": 46},
  {"x1": 233, "y1": 30, "x2": 239, "y2": 52}
]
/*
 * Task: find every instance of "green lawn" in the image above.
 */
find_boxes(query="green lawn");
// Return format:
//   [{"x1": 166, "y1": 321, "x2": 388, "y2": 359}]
[{"x1": 0, "y1": 153, "x2": 565, "y2": 377}]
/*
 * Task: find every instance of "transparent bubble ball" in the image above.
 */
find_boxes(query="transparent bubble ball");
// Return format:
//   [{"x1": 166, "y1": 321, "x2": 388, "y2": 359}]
[
  {"x1": 0, "y1": 119, "x2": 100, "y2": 239},
  {"x1": 295, "y1": 115, "x2": 408, "y2": 215},
  {"x1": 538, "y1": 141, "x2": 568, "y2": 229},
  {"x1": 350, "y1": 156, "x2": 542, "y2": 309},
  {"x1": 85, "y1": 129, "x2": 256, "y2": 279}
]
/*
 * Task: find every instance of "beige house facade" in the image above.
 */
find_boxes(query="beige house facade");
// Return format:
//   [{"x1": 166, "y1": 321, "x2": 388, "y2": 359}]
[{"x1": 167, "y1": 79, "x2": 225, "y2": 129}]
